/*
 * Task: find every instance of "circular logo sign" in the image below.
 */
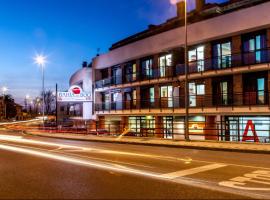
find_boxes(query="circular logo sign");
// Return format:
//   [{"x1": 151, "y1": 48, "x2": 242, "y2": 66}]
[{"x1": 69, "y1": 85, "x2": 83, "y2": 95}]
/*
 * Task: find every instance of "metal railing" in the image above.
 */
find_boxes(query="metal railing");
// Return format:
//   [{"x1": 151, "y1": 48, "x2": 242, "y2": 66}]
[
  {"x1": 96, "y1": 49, "x2": 270, "y2": 88},
  {"x1": 95, "y1": 66, "x2": 175, "y2": 89},
  {"x1": 176, "y1": 49, "x2": 270, "y2": 75},
  {"x1": 35, "y1": 120, "x2": 270, "y2": 143},
  {"x1": 95, "y1": 91, "x2": 270, "y2": 112}
]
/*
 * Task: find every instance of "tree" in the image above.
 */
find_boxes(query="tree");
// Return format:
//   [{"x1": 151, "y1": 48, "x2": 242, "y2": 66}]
[
  {"x1": 41, "y1": 90, "x2": 56, "y2": 115},
  {"x1": 4, "y1": 95, "x2": 17, "y2": 119}
]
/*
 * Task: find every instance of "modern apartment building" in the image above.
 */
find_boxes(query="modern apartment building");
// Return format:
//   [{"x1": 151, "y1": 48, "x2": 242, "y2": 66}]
[{"x1": 89, "y1": 0, "x2": 270, "y2": 143}]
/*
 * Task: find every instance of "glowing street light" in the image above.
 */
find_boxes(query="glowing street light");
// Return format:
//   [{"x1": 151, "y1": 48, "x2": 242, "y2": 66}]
[
  {"x1": 34, "y1": 54, "x2": 47, "y2": 124},
  {"x1": 2, "y1": 86, "x2": 8, "y2": 95}
]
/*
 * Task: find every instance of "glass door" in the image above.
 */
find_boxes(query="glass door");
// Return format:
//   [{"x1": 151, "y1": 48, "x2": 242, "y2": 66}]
[
  {"x1": 160, "y1": 86, "x2": 173, "y2": 108},
  {"x1": 213, "y1": 42, "x2": 232, "y2": 69},
  {"x1": 149, "y1": 87, "x2": 155, "y2": 108},
  {"x1": 163, "y1": 116, "x2": 173, "y2": 139},
  {"x1": 257, "y1": 78, "x2": 265, "y2": 104},
  {"x1": 220, "y1": 81, "x2": 228, "y2": 105}
]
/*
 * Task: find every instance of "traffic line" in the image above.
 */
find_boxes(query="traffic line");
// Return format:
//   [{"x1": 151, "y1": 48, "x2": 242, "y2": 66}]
[
  {"x1": 162, "y1": 163, "x2": 227, "y2": 179},
  {"x1": 0, "y1": 143, "x2": 268, "y2": 199}
]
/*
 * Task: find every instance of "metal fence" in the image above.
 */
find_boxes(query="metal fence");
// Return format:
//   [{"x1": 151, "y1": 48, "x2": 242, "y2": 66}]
[
  {"x1": 96, "y1": 49, "x2": 270, "y2": 88},
  {"x1": 95, "y1": 91, "x2": 270, "y2": 112}
]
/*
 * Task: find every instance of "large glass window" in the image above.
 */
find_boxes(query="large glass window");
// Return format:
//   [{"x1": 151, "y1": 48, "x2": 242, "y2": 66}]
[
  {"x1": 189, "y1": 46, "x2": 205, "y2": 73},
  {"x1": 189, "y1": 83, "x2": 205, "y2": 107},
  {"x1": 159, "y1": 54, "x2": 172, "y2": 77},
  {"x1": 163, "y1": 116, "x2": 173, "y2": 139},
  {"x1": 160, "y1": 86, "x2": 173, "y2": 108},
  {"x1": 104, "y1": 93, "x2": 110, "y2": 110},
  {"x1": 257, "y1": 78, "x2": 265, "y2": 104},
  {"x1": 150, "y1": 87, "x2": 155, "y2": 104},
  {"x1": 112, "y1": 66, "x2": 122, "y2": 85},
  {"x1": 243, "y1": 32, "x2": 267, "y2": 64},
  {"x1": 125, "y1": 62, "x2": 137, "y2": 82},
  {"x1": 141, "y1": 58, "x2": 153, "y2": 79},
  {"x1": 213, "y1": 41, "x2": 231, "y2": 69},
  {"x1": 220, "y1": 81, "x2": 228, "y2": 105}
]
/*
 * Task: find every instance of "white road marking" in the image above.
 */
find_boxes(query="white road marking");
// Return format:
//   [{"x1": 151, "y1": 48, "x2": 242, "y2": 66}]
[
  {"x1": 219, "y1": 170, "x2": 270, "y2": 191},
  {"x1": 162, "y1": 164, "x2": 227, "y2": 179},
  {"x1": 0, "y1": 142, "x2": 269, "y2": 199}
]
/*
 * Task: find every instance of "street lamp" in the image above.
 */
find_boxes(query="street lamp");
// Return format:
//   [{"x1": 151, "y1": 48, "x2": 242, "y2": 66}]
[
  {"x1": 183, "y1": 0, "x2": 190, "y2": 141},
  {"x1": 171, "y1": 0, "x2": 190, "y2": 141},
  {"x1": 34, "y1": 54, "x2": 47, "y2": 125}
]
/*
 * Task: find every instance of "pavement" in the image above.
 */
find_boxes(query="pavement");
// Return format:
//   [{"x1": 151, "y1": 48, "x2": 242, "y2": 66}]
[{"x1": 24, "y1": 130, "x2": 270, "y2": 154}]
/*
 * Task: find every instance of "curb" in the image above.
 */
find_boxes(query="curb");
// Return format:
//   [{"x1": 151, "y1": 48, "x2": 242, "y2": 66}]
[{"x1": 24, "y1": 131, "x2": 270, "y2": 155}]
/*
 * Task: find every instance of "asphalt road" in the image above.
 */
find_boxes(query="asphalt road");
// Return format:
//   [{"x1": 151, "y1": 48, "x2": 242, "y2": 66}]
[{"x1": 0, "y1": 128, "x2": 270, "y2": 199}]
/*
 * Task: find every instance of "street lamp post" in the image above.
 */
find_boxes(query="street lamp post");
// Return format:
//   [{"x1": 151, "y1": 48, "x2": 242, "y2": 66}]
[
  {"x1": 184, "y1": 0, "x2": 190, "y2": 141},
  {"x1": 34, "y1": 54, "x2": 47, "y2": 125}
]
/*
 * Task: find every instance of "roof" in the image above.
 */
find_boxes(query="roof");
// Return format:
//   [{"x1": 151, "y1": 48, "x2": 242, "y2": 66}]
[{"x1": 109, "y1": 0, "x2": 268, "y2": 51}]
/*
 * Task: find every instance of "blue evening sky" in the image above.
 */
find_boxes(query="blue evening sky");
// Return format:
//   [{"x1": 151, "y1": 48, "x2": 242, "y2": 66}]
[{"x1": 0, "y1": 0, "x2": 226, "y2": 103}]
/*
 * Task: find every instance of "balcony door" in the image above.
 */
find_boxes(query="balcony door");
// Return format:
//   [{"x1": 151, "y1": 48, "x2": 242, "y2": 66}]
[
  {"x1": 189, "y1": 46, "x2": 205, "y2": 73},
  {"x1": 212, "y1": 78, "x2": 232, "y2": 106},
  {"x1": 243, "y1": 32, "x2": 267, "y2": 65},
  {"x1": 244, "y1": 75, "x2": 266, "y2": 105},
  {"x1": 160, "y1": 86, "x2": 173, "y2": 108},
  {"x1": 112, "y1": 66, "x2": 122, "y2": 85},
  {"x1": 159, "y1": 54, "x2": 172, "y2": 78},
  {"x1": 141, "y1": 58, "x2": 153, "y2": 79},
  {"x1": 213, "y1": 41, "x2": 231, "y2": 69},
  {"x1": 125, "y1": 63, "x2": 137, "y2": 82}
]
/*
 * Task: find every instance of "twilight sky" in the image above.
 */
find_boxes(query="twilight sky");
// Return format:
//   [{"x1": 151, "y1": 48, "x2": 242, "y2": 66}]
[{"x1": 0, "y1": 0, "x2": 226, "y2": 103}]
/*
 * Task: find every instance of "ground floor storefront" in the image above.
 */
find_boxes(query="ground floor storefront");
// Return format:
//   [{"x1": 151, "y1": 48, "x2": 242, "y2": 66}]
[{"x1": 97, "y1": 115, "x2": 270, "y2": 143}]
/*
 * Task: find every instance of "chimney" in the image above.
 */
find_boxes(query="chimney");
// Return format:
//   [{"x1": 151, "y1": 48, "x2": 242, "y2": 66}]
[
  {"x1": 82, "y1": 61, "x2": 88, "y2": 68},
  {"x1": 196, "y1": 0, "x2": 205, "y2": 12},
  {"x1": 176, "y1": 1, "x2": 185, "y2": 20}
]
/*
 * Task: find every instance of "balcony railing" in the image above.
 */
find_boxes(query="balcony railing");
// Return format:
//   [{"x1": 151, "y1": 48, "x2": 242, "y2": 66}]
[
  {"x1": 95, "y1": 49, "x2": 270, "y2": 89},
  {"x1": 176, "y1": 49, "x2": 270, "y2": 75},
  {"x1": 95, "y1": 91, "x2": 270, "y2": 112},
  {"x1": 95, "y1": 66, "x2": 175, "y2": 89}
]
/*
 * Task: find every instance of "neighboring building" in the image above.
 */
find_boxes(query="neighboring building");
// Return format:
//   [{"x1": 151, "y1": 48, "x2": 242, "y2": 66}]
[
  {"x1": 92, "y1": 0, "x2": 270, "y2": 143},
  {"x1": 60, "y1": 62, "x2": 94, "y2": 123},
  {"x1": 15, "y1": 103, "x2": 23, "y2": 121}
]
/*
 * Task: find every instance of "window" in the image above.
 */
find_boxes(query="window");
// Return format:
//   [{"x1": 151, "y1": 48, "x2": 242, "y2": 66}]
[
  {"x1": 196, "y1": 84, "x2": 205, "y2": 95},
  {"x1": 220, "y1": 81, "x2": 228, "y2": 105},
  {"x1": 125, "y1": 62, "x2": 137, "y2": 82},
  {"x1": 150, "y1": 87, "x2": 155, "y2": 103},
  {"x1": 159, "y1": 54, "x2": 172, "y2": 77},
  {"x1": 141, "y1": 58, "x2": 153, "y2": 78},
  {"x1": 160, "y1": 86, "x2": 173, "y2": 108},
  {"x1": 189, "y1": 46, "x2": 205, "y2": 72},
  {"x1": 189, "y1": 82, "x2": 205, "y2": 107},
  {"x1": 132, "y1": 90, "x2": 137, "y2": 107},
  {"x1": 257, "y1": 78, "x2": 265, "y2": 104},
  {"x1": 213, "y1": 41, "x2": 231, "y2": 69},
  {"x1": 243, "y1": 32, "x2": 267, "y2": 64}
]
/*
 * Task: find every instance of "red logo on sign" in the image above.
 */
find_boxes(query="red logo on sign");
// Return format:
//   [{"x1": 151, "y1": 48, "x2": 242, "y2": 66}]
[
  {"x1": 72, "y1": 87, "x2": 81, "y2": 95},
  {"x1": 242, "y1": 120, "x2": 259, "y2": 142}
]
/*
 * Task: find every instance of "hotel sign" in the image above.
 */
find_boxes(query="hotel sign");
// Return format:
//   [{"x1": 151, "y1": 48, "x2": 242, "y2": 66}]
[{"x1": 57, "y1": 85, "x2": 92, "y2": 102}]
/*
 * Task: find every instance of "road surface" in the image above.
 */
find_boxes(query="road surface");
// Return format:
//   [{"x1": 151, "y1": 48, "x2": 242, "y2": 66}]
[{"x1": 0, "y1": 128, "x2": 270, "y2": 199}]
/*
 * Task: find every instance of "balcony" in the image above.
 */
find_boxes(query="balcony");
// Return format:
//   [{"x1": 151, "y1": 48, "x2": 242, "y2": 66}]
[
  {"x1": 176, "y1": 48, "x2": 270, "y2": 75},
  {"x1": 95, "y1": 49, "x2": 270, "y2": 89},
  {"x1": 95, "y1": 66, "x2": 175, "y2": 89},
  {"x1": 95, "y1": 91, "x2": 269, "y2": 112}
]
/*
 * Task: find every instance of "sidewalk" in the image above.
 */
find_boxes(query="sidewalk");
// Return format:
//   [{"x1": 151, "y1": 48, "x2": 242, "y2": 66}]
[{"x1": 24, "y1": 131, "x2": 270, "y2": 154}]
